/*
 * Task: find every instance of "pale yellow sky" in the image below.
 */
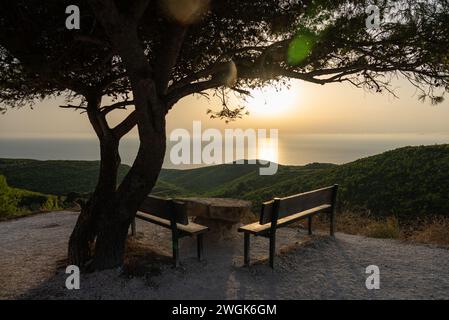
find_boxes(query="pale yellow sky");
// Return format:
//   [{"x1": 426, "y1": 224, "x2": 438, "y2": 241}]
[{"x1": 1, "y1": 78, "x2": 449, "y2": 139}]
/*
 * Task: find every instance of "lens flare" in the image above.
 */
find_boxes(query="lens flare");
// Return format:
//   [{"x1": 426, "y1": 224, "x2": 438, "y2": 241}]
[
  {"x1": 161, "y1": 0, "x2": 210, "y2": 25},
  {"x1": 287, "y1": 32, "x2": 317, "y2": 65}
]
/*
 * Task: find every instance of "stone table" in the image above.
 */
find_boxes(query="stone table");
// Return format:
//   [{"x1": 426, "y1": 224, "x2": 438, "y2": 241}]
[{"x1": 179, "y1": 198, "x2": 253, "y2": 240}]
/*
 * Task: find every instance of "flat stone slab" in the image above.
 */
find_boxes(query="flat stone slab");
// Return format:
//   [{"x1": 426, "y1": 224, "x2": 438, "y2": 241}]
[
  {"x1": 177, "y1": 198, "x2": 253, "y2": 240},
  {"x1": 179, "y1": 197, "x2": 252, "y2": 223}
]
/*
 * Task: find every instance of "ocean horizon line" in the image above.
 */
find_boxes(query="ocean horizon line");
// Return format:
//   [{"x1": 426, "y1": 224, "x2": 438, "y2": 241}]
[{"x1": 1, "y1": 134, "x2": 449, "y2": 168}]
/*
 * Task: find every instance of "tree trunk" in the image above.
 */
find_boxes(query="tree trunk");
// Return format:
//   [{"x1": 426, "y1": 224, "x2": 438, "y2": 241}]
[
  {"x1": 91, "y1": 122, "x2": 167, "y2": 270},
  {"x1": 67, "y1": 65, "x2": 168, "y2": 271},
  {"x1": 69, "y1": 4, "x2": 174, "y2": 270},
  {"x1": 68, "y1": 132, "x2": 121, "y2": 269},
  {"x1": 86, "y1": 19, "x2": 170, "y2": 269}
]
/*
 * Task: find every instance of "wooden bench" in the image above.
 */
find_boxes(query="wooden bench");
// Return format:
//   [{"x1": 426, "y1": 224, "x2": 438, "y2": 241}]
[
  {"x1": 131, "y1": 196, "x2": 209, "y2": 267},
  {"x1": 238, "y1": 185, "x2": 338, "y2": 268}
]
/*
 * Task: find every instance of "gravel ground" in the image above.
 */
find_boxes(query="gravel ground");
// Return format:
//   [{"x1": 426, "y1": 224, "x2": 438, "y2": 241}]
[{"x1": 1, "y1": 211, "x2": 448, "y2": 300}]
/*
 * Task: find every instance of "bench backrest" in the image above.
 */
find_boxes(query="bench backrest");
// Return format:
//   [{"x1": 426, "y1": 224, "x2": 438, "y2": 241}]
[
  {"x1": 139, "y1": 196, "x2": 189, "y2": 225},
  {"x1": 259, "y1": 185, "x2": 338, "y2": 225}
]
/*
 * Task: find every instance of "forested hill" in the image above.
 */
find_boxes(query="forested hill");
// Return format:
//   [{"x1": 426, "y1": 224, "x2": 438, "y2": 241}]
[
  {"x1": 0, "y1": 175, "x2": 59, "y2": 220},
  {"x1": 1, "y1": 144, "x2": 448, "y2": 218},
  {"x1": 0, "y1": 159, "x2": 130, "y2": 195},
  {"x1": 156, "y1": 145, "x2": 449, "y2": 218}
]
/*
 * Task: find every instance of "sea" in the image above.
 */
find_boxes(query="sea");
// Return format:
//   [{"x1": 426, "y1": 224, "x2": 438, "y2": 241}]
[{"x1": 0, "y1": 133, "x2": 448, "y2": 169}]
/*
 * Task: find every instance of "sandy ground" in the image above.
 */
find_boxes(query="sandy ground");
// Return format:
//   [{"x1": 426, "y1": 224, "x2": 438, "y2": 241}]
[{"x1": 1, "y1": 211, "x2": 448, "y2": 300}]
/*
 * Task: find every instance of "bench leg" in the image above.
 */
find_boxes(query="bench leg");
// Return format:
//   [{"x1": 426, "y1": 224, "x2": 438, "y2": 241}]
[
  {"x1": 330, "y1": 211, "x2": 335, "y2": 237},
  {"x1": 244, "y1": 233, "x2": 250, "y2": 267},
  {"x1": 197, "y1": 234, "x2": 204, "y2": 261},
  {"x1": 308, "y1": 216, "x2": 313, "y2": 235},
  {"x1": 130, "y1": 218, "x2": 136, "y2": 236},
  {"x1": 172, "y1": 236, "x2": 180, "y2": 268},
  {"x1": 269, "y1": 233, "x2": 276, "y2": 269}
]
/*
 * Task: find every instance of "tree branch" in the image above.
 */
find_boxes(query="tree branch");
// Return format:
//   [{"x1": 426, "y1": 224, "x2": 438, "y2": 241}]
[
  {"x1": 100, "y1": 100, "x2": 135, "y2": 115},
  {"x1": 167, "y1": 78, "x2": 225, "y2": 108},
  {"x1": 113, "y1": 110, "x2": 138, "y2": 138},
  {"x1": 154, "y1": 23, "x2": 188, "y2": 95},
  {"x1": 59, "y1": 104, "x2": 88, "y2": 111},
  {"x1": 169, "y1": 44, "x2": 284, "y2": 92}
]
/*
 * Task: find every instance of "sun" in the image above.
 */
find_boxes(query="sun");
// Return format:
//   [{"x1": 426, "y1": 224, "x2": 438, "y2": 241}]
[
  {"x1": 245, "y1": 85, "x2": 300, "y2": 116},
  {"x1": 258, "y1": 138, "x2": 279, "y2": 163}
]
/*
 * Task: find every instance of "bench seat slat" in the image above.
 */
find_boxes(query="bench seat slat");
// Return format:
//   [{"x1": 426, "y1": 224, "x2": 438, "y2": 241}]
[
  {"x1": 238, "y1": 204, "x2": 331, "y2": 235},
  {"x1": 136, "y1": 212, "x2": 209, "y2": 235}
]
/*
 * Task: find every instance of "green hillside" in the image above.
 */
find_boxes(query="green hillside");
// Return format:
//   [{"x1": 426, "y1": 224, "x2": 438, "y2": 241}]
[
  {"x1": 157, "y1": 162, "x2": 294, "y2": 195},
  {"x1": 0, "y1": 159, "x2": 130, "y2": 195},
  {"x1": 0, "y1": 175, "x2": 60, "y2": 220},
  {"x1": 156, "y1": 145, "x2": 449, "y2": 219},
  {"x1": 311, "y1": 145, "x2": 449, "y2": 218},
  {"x1": 1, "y1": 144, "x2": 448, "y2": 219}
]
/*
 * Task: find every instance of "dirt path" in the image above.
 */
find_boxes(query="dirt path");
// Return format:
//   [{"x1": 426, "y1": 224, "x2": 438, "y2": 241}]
[{"x1": 1, "y1": 211, "x2": 448, "y2": 300}]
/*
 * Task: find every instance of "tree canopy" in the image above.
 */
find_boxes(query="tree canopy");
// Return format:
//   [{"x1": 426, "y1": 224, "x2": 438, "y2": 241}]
[{"x1": 1, "y1": 0, "x2": 449, "y2": 117}]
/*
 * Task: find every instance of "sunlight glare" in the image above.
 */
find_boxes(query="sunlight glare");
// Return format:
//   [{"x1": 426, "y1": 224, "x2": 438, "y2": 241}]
[
  {"x1": 258, "y1": 138, "x2": 279, "y2": 163},
  {"x1": 245, "y1": 85, "x2": 300, "y2": 117}
]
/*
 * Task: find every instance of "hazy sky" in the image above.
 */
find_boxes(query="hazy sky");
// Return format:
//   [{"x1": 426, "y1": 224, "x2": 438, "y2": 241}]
[{"x1": 1, "y1": 78, "x2": 449, "y2": 139}]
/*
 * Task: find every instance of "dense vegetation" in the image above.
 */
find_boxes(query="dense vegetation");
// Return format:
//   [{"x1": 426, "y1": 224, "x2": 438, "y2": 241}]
[
  {"x1": 0, "y1": 175, "x2": 60, "y2": 220},
  {"x1": 0, "y1": 159, "x2": 130, "y2": 195},
  {"x1": 1, "y1": 144, "x2": 448, "y2": 220},
  {"x1": 157, "y1": 145, "x2": 449, "y2": 219}
]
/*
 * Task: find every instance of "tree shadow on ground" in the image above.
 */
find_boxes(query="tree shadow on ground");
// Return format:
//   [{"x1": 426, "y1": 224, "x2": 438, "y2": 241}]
[{"x1": 18, "y1": 228, "x2": 349, "y2": 300}]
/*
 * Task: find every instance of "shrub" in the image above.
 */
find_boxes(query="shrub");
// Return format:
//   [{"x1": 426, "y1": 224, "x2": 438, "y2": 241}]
[
  {"x1": 366, "y1": 217, "x2": 401, "y2": 239},
  {"x1": 0, "y1": 175, "x2": 61, "y2": 220},
  {"x1": 410, "y1": 216, "x2": 449, "y2": 246}
]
